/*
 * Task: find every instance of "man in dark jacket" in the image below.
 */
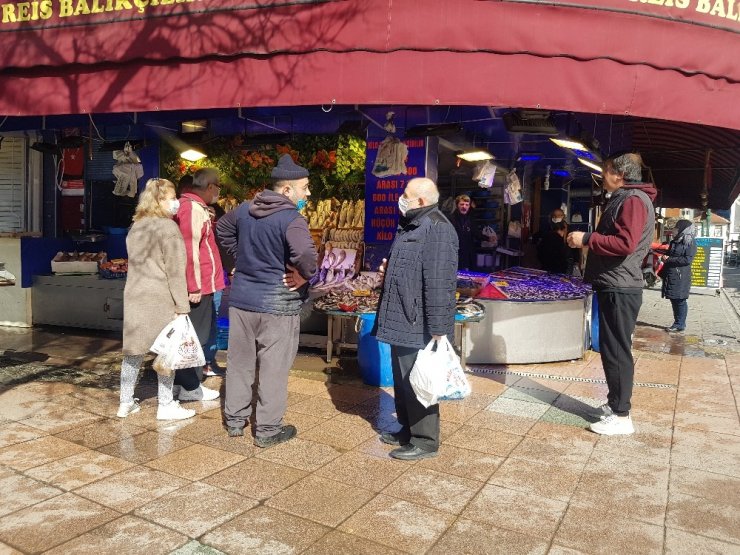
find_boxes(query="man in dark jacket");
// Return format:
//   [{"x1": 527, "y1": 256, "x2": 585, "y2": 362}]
[
  {"x1": 568, "y1": 152, "x2": 656, "y2": 436},
  {"x1": 216, "y1": 154, "x2": 317, "y2": 446},
  {"x1": 537, "y1": 221, "x2": 569, "y2": 274},
  {"x1": 373, "y1": 177, "x2": 459, "y2": 460},
  {"x1": 449, "y1": 194, "x2": 475, "y2": 270},
  {"x1": 660, "y1": 220, "x2": 696, "y2": 332}
]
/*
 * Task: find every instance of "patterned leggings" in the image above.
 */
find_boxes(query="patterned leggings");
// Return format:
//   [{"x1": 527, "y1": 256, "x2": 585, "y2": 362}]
[{"x1": 120, "y1": 354, "x2": 175, "y2": 406}]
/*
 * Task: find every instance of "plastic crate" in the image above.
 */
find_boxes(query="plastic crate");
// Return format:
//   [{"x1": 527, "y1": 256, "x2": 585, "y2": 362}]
[{"x1": 99, "y1": 267, "x2": 127, "y2": 279}]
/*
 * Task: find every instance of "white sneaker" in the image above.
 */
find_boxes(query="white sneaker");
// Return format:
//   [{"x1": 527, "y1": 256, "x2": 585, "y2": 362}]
[
  {"x1": 117, "y1": 399, "x2": 141, "y2": 418},
  {"x1": 157, "y1": 400, "x2": 196, "y2": 421},
  {"x1": 178, "y1": 385, "x2": 220, "y2": 402},
  {"x1": 589, "y1": 414, "x2": 635, "y2": 435}
]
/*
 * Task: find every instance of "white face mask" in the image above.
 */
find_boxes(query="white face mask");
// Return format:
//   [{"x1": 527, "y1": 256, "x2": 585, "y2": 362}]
[
  {"x1": 167, "y1": 199, "x2": 180, "y2": 216},
  {"x1": 398, "y1": 196, "x2": 410, "y2": 217},
  {"x1": 551, "y1": 217, "x2": 563, "y2": 223}
]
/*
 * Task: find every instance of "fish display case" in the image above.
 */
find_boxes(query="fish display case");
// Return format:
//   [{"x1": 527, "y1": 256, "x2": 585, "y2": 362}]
[{"x1": 460, "y1": 268, "x2": 593, "y2": 364}]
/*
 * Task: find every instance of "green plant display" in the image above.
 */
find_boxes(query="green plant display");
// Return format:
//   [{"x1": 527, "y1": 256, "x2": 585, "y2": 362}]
[{"x1": 161, "y1": 134, "x2": 366, "y2": 201}]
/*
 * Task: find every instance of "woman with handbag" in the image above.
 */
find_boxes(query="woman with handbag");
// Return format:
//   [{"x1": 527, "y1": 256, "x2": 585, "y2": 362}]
[
  {"x1": 117, "y1": 178, "x2": 197, "y2": 421},
  {"x1": 661, "y1": 220, "x2": 697, "y2": 333}
]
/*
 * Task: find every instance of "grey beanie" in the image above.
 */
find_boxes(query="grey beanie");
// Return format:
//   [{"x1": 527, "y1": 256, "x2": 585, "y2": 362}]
[{"x1": 271, "y1": 154, "x2": 309, "y2": 180}]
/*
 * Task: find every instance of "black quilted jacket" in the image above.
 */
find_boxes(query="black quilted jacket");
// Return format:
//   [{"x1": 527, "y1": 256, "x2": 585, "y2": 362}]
[{"x1": 373, "y1": 205, "x2": 459, "y2": 349}]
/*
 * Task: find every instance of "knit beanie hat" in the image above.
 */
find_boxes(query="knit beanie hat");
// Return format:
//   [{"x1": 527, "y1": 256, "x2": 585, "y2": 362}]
[{"x1": 271, "y1": 154, "x2": 309, "y2": 180}]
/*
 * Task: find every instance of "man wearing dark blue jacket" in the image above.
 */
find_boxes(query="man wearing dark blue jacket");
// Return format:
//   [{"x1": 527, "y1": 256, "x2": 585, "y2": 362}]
[
  {"x1": 216, "y1": 154, "x2": 317, "y2": 446},
  {"x1": 373, "y1": 177, "x2": 459, "y2": 460}
]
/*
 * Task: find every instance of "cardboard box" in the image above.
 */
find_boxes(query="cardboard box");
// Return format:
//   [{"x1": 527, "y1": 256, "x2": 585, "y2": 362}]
[{"x1": 51, "y1": 252, "x2": 106, "y2": 274}]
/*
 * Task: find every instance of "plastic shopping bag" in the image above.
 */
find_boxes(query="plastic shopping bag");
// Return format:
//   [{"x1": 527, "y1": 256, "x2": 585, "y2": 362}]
[
  {"x1": 150, "y1": 315, "x2": 205, "y2": 375},
  {"x1": 437, "y1": 337, "x2": 472, "y2": 401},
  {"x1": 410, "y1": 337, "x2": 471, "y2": 408}
]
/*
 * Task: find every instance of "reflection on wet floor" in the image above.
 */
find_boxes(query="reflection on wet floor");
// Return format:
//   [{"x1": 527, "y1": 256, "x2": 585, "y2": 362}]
[{"x1": 633, "y1": 326, "x2": 726, "y2": 359}]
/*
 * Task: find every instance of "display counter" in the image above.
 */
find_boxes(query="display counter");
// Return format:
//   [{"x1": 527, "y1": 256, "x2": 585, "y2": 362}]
[
  {"x1": 460, "y1": 268, "x2": 592, "y2": 364},
  {"x1": 32, "y1": 274, "x2": 124, "y2": 331},
  {"x1": 463, "y1": 296, "x2": 591, "y2": 364}
]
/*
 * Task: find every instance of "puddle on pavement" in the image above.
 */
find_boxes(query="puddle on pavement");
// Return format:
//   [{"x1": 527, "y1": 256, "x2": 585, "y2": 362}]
[{"x1": 633, "y1": 328, "x2": 727, "y2": 359}]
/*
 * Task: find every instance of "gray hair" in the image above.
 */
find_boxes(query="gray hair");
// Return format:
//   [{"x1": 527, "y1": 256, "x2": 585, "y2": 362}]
[
  {"x1": 192, "y1": 168, "x2": 219, "y2": 189},
  {"x1": 605, "y1": 152, "x2": 643, "y2": 183},
  {"x1": 408, "y1": 177, "x2": 440, "y2": 204}
]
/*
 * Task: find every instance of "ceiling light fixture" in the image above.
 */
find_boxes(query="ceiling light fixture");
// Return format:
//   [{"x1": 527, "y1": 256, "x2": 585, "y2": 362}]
[
  {"x1": 552, "y1": 169, "x2": 570, "y2": 177},
  {"x1": 578, "y1": 158, "x2": 602, "y2": 173},
  {"x1": 180, "y1": 149, "x2": 207, "y2": 162},
  {"x1": 181, "y1": 119, "x2": 208, "y2": 134},
  {"x1": 457, "y1": 150, "x2": 494, "y2": 162},
  {"x1": 550, "y1": 138, "x2": 588, "y2": 150}
]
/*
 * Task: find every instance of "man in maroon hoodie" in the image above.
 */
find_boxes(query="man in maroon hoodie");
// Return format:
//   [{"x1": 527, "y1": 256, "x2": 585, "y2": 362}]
[{"x1": 568, "y1": 152, "x2": 656, "y2": 436}]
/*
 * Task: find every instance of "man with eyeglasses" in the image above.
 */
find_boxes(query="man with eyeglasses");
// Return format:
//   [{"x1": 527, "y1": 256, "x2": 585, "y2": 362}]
[{"x1": 172, "y1": 167, "x2": 225, "y2": 402}]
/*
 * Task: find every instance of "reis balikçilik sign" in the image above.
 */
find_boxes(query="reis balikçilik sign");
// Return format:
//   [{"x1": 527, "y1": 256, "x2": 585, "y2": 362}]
[{"x1": 1, "y1": 0, "x2": 738, "y2": 30}]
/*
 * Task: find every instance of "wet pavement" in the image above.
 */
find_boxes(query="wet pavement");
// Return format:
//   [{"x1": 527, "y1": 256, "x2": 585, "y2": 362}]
[{"x1": 0, "y1": 287, "x2": 738, "y2": 555}]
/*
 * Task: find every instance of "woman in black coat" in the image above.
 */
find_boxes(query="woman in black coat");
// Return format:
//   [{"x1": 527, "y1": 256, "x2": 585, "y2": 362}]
[{"x1": 661, "y1": 220, "x2": 697, "y2": 332}]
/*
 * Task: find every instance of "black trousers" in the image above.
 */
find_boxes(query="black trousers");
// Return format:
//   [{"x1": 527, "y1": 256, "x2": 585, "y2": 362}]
[
  {"x1": 391, "y1": 344, "x2": 440, "y2": 452},
  {"x1": 174, "y1": 293, "x2": 214, "y2": 391},
  {"x1": 597, "y1": 290, "x2": 643, "y2": 416}
]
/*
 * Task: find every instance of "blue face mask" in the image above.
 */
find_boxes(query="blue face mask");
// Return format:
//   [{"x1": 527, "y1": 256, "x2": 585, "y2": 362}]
[{"x1": 296, "y1": 199, "x2": 307, "y2": 211}]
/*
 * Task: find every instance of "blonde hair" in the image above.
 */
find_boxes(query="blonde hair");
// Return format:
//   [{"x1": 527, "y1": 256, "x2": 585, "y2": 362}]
[{"x1": 132, "y1": 178, "x2": 176, "y2": 222}]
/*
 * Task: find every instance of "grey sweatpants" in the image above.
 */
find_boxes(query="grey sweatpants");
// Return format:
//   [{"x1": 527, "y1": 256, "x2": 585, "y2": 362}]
[{"x1": 224, "y1": 307, "x2": 299, "y2": 437}]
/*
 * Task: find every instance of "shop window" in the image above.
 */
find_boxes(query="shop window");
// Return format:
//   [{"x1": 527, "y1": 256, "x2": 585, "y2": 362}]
[{"x1": 0, "y1": 137, "x2": 26, "y2": 233}]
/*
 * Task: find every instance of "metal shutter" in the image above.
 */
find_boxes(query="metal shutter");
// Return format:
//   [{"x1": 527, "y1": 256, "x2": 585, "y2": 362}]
[
  {"x1": 0, "y1": 137, "x2": 26, "y2": 233},
  {"x1": 85, "y1": 140, "x2": 116, "y2": 180}
]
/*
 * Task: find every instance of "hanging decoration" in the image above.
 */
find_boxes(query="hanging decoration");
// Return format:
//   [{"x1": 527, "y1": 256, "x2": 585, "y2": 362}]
[{"x1": 112, "y1": 142, "x2": 144, "y2": 197}]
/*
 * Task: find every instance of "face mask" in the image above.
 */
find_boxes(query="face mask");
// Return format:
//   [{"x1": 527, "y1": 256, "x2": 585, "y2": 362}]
[
  {"x1": 398, "y1": 196, "x2": 410, "y2": 216},
  {"x1": 551, "y1": 217, "x2": 563, "y2": 223},
  {"x1": 296, "y1": 199, "x2": 307, "y2": 211},
  {"x1": 167, "y1": 199, "x2": 180, "y2": 216}
]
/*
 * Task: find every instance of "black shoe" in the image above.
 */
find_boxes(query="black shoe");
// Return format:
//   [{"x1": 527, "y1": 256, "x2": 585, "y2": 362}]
[
  {"x1": 226, "y1": 426, "x2": 244, "y2": 437},
  {"x1": 254, "y1": 425, "x2": 297, "y2": 448},
  {"x1": 666, "y1": 325, "x2": 685, "y2": 333},
  {"x1": 389, "y1": 444, "x2": 438, "y2": 461},
  {"x1": 380, "y1": 431, "x2": 410, "y2": 446}
]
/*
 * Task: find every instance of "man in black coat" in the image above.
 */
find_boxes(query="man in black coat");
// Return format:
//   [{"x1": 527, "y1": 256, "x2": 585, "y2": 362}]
[
  {"x1": 373, "y1": 177, "x2": 459, "y2": 460},
  {"x1": 449, "y1": 194, "x2": 475, "y2": 270},
  {"x1": 660, "y1": 220, "x2": 696, "y2": 332}
]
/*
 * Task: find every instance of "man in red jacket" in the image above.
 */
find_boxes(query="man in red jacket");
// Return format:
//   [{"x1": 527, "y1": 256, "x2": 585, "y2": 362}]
[
  {"x1": 568, "y1": 152, "x2": 656, "y2": 436},
  {"x1": 173, "y1": 167, "x2": 226, "y2": 401}
]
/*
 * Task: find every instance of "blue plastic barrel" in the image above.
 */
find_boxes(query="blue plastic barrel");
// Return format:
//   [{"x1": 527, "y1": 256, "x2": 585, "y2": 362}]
[
  {"x1": 591, "y1": 294, "x2": 600, "y2": 352},
  {"x1": 356, "y1": 313, "x2": 393, "y2": 387},
  {"x1": 216, "y1": 317, "x2": 229, "y2": 351},
  {"x1": 103, "y1": 227, "x2": 128, "y2": 260}
]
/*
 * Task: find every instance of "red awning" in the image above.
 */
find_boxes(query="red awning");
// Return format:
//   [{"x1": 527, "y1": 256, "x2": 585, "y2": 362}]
[{"x1": 0, "y1": 0, "x2": 738, "y2": 129}]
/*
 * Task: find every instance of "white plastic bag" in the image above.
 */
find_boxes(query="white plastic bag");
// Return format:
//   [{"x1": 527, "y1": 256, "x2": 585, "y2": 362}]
[
  {"x1": 150, "y1": 315, "x2": 205, "y2": 374},
  {"x1": 473, "y1": 161, "x2": 496, "y2": 189},
  {"x1": 438, "y1": 337, "x2": 472, "y2": 401},
  {"x1": 504, "y1": 169, "x2": 523, "y2": 205},
  {"x1": 410, "y1": 337, "x2": 471, "y2": 408}
]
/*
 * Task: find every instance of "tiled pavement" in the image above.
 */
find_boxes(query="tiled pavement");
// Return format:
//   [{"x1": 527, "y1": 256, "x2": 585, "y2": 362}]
[{"x1": 0, "y1": 289, "x2": 738, "y2": 554}]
